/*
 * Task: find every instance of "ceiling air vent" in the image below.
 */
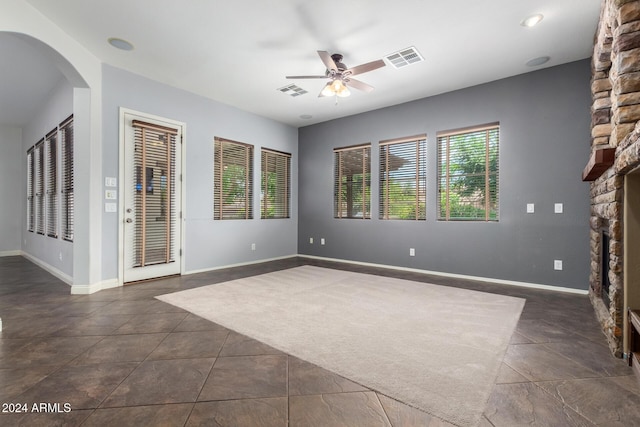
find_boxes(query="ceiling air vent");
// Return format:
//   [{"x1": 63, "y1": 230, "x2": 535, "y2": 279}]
[
  {"x1": 278, "y1": 84, "x2": 308, "y2": 97},
  {"x1": 385, "y1": 47, "x2": 424, "y2": 69}
]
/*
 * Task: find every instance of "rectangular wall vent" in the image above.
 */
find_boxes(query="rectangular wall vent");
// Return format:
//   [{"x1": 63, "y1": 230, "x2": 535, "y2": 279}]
[
  {"x1": 385, "y1": 47, "x2": 424, "y2": 69},
  {"x1": 277, "y1": 84, "x2": 308, "y2": 97}
]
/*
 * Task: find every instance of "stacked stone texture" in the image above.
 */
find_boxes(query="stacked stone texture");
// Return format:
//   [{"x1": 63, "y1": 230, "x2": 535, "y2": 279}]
[{"x1": 589, "y1": 0, "x2": 640, "y2": 357}]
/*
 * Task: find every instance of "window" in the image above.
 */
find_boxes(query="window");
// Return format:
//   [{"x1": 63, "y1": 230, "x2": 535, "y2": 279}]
[
  {"x1": 27, "y1": 147, "x2": 35, "y2": 232},
  {"x1": 379, "y1": 135, "x2": 426, "y2": 220},
  {"x1": 60, "y1": 115, "x2": 74, "y2": 241},
  {"x1": 334, "y1": 144, "x2": 371, "y2": 219},
  {"x1": 46, "y1": 128, "x2": 58, "y2": 238},
  {"x1": 214, "y1": 137, "x2": 253, "y2": 220},
  {"x1": 261, "y1": 148, "x2": 290, "y2": 219},
  {"x1": 437, "y1": 123, "x2": 499, "y2": 221},
  {"x1": 35, "y1": 139, "x2": 45, "y2": 235}
]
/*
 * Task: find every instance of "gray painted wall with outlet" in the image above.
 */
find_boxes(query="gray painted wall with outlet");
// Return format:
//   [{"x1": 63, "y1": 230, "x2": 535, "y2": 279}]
[
  {"x1": 298, "y1": 60, "x2": 592, "y2": 290},
  {"x1": 101, "y1": 64, "x2": 299, "y2": 281}
]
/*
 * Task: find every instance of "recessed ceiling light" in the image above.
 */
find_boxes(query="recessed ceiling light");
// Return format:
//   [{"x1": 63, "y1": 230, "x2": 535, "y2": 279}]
[
  {"x1": 521, "y1": 14, "x2": 544, "y2": 28},
  {"x1": 108, "y1": 37, "x2": 134, "y2": 51},
  {"x1": 300, "y1": 114, "x2": 313, "y2": 120},
  {"x1": 526, "y1": 56, "x2": 550, "y2": 67}
]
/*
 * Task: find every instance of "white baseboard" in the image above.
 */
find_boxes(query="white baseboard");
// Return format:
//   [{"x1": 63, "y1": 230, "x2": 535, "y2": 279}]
[
  {"x1": 298, "y1": 255, "x2": 589, "y2": 295},
  {"x1": 21, "y1": 251, "x2": 73, "y2": 285},
  {"x1": 185, "y1": 254, "x2": 297, "y2": 276},
  {"x1": 20, "y1": 252, "x2": 121, "y2": 295},
  {"x1": 0, "y1": 250, "x2": 22, "y2": 257},
  {"x1": 71, "y1": 278, "x2": 120, "y2": 295}
]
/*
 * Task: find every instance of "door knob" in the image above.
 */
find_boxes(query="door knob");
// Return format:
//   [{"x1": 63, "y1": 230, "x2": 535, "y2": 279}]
[
  {"x1": 126, "y1": 208, "x2": 132, "y2": 213},
  {"x1": 125, "y1": 218, "x2": 133, "y2": 223}
]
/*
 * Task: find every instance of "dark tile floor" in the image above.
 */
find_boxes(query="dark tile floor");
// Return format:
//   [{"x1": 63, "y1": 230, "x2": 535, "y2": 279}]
[{"x1": 1, "y1": 255, "x2": 640, "y2": 426}]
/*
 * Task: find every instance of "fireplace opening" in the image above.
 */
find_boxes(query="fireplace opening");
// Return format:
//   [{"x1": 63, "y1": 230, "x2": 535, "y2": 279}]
[{"x1": 601, "y1": 224, "x2": 611, "y2": 309}]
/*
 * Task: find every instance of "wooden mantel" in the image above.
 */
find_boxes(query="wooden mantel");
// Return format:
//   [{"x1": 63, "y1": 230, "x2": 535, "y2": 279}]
[{"x1": 582, "y1": 147, "x2": 616, "y2": 181}]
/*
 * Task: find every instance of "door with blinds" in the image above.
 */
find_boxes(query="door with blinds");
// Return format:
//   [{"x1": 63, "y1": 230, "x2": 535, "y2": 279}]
[{"x1": 122, "y1": 112, "x2": 182, "y2": 283}]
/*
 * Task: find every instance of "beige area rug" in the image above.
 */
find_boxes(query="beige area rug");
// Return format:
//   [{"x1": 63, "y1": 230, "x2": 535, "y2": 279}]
[{"x1": 156, "y1": 266, "x2": 524, "y2": 426}]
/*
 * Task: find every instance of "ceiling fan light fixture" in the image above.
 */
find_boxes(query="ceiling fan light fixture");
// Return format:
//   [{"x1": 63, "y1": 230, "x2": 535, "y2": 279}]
[
  {"x1": 322, "y1": 79, "x2": 350, "y2": 97},
  {"x1": 521, "y1": 14, "x2": 544, "y2": 28}
]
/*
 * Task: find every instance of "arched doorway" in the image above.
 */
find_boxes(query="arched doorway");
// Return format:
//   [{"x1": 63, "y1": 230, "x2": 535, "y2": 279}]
[{"x1": 0, "y1": 29, "x2": 103, "y2": 294}]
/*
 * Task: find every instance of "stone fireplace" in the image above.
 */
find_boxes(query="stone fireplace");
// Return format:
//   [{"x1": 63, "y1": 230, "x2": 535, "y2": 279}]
[{"x1": 586, "y1": 0, "x2": 640, "y2": 357}]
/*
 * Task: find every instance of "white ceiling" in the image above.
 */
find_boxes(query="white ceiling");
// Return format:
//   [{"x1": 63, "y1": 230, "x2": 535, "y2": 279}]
[{"x1": 4, "y1": 0, "x2": 600, "y2": 128}]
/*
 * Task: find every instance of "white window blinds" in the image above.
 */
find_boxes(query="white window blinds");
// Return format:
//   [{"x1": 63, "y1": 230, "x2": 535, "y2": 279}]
[
  {"x1": 46, "y1": 128, "x2": 58, "y2": 238},
  {"x1": 437, "y1": 124, "x2": 499, "y2": 221},
  {"x1": 35, "y1": 139, "x2": 45, "y2": 235},
  {"x1": 60, "y1": 115, "x2": 74, "y2": 241},
  {"x1": 379, "y1": 135, "x2": 426, "y2": 220},
  {"x1": 334, "y1": 144, "x2": 371, "y2": 219},
  {"x1": 214, "y1": 137, "x2": 254, "y2": 220},
  {"x1": 261, "y1": 148, "x2": 291, "y2": 219},
  {"x1": 27, "y1": 147, "x2": 35, "y2": 232}
]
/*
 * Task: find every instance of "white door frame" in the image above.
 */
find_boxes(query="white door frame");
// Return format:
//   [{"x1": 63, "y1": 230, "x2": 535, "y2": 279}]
[{"x1": 118, "y1": 107, "x2": 186, "y2": 285}]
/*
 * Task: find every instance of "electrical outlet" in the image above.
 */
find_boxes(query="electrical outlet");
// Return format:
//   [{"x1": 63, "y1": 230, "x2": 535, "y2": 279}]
[
  {"x1": 554, "y1": 203, "x2": 563, "y2": 214},
  {"x1": 554, "y1": 260, "x2": 563, "y2": 270},
  {"x1": 526, "y1": 203, "x2": 535, "y2": 214},
  {"x1": 409, "y1": 248, "x2": 415, "y2": 257}
]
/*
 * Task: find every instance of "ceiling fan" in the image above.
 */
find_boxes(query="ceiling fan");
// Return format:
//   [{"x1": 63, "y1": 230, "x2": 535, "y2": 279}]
[{"x1": 286, "y1": 51, "x2": 386, "y2": 98}]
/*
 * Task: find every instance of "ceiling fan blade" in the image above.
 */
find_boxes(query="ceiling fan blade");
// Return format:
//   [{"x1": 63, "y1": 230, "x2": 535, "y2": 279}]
[
  {"x1": 345, "y1": 78, "x2": 374, "y2": 92},
  {"x1": 345, "y1": 59, "x2": 386, "y2": 76},
  {"x1": 286, "y1": 75, "x2": 328, "y2": 79},
  {"x1": 317, "y1": 50, "x2": 338, "y2": 71}
]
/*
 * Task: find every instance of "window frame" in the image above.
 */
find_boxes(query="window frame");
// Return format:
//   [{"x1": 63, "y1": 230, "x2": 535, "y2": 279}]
[
  {"x1": 214, "y1": 137, "x2": 254, "y2": 220},
  {"x1": 34, "y1": 139, "x2": 45, "y2": 235},
  {"x1": 261, "y1": 148, "x2": 291, "y2": 219},
  {"x1": 437, "y1": 123, "x2": 499, "y2": 222},
  {"x1": 46, "y1": 128, "x2": 58, "y2": 238},
  {"x1": 27, "y1": 147, "x2": 35, "y2": 232},
  {"x1": 334, "y1": 144, "x2": 371, "y2": 219},
  {"x1": 379, "y1": 134, "x2": 427, "y2": 220},
  {"x1": 60, "y1": 115, "x2": 74, "y2": 241}
]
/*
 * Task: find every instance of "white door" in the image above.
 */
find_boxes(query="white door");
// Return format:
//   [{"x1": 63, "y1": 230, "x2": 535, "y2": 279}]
[{"x1": 122, "y1": 112, "x2": 182, "y2": 283}]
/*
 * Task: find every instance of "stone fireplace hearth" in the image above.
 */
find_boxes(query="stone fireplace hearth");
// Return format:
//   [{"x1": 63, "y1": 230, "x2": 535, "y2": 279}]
[{"x1": 587, "y1": 0, "x2": 640, "y2": 358}]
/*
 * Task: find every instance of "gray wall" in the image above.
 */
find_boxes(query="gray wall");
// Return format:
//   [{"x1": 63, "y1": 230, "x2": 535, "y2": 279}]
[
  {"x1": 0, "y1": 125, "x2": 22, "y2": 254},
  {"x1": 298, "y1": 60, "x2": 592, "y2": 290},
  {"x1": 102, "y1": 64, "x2": 298, "y2": 281},
  {"x1": 21, "y1": 77, "x2": 74, "y2": 276}
]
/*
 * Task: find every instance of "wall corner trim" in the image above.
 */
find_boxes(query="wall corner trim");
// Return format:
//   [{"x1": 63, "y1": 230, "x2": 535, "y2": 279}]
[
  {"x1": 71, "y1": 278, "x2": 119, "y2": 295},
  {"x1": 0, "y1": 250, "x2": 22, "y2": 257},
  {"x1": 184, "y1": 254, "x2": 298, "y2": 276}
]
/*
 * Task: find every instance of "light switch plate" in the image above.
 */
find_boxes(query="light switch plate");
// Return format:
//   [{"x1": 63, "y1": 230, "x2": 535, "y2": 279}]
[
  {"x1": 554, "y1": 260, "x2": 563, "y2": 270},
  {"x1": 526, "y1": 203, "x2": 535, "y2": 214},
  {"x1": 105, "y1": 177, "x2": 117, "y2": 187},
  {"x1": 105, "y1": 203, "x2": 117, "y2": 213},
  {"x1": 554, "y1": 203, "x2": 563, "y2": 214},
  {"x1": 105, "y1": 190, "x2": 117, "y2": 200}
]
